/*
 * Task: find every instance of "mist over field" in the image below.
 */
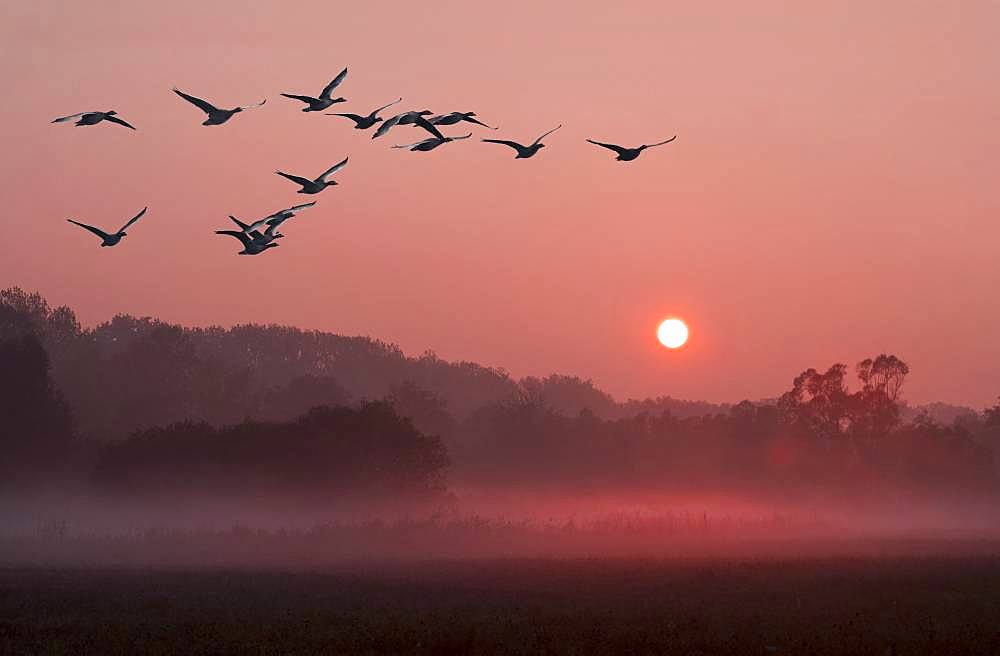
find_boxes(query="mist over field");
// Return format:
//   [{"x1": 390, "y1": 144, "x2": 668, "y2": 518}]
[{"x1": 2, "y1": 287, "x2": 998, "y2": 569}]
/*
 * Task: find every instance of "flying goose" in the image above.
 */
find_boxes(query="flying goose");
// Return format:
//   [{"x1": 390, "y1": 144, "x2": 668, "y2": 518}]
[
  {"x1": 216, "y1": 230, "x2": 280, "y2": 255},
  {"x1": 430, "y1": 112, "x2": 496, "y2": 130},
  {"x1": 327, "y1": 98, "x2": 402, "y2": 130},
  {"x1": 275, "y1": 157, "x2": 349, "y2": 194},
  {"x1": 482, "y1": 124, "x2": 562, "y2": 159},
  {"x1": 586, "y1": 136, "x2": 677, "y2": 161},
  {"x1": 66, "y1": 207, "x2": 148, "y2": 246},
  {"x1": 172, "y1": 88, "x2": 266, "y2": 125},
  {"x1": 378, "y1": 114, "x2": 449, "y2": 143},
  {"x1": 371, "y1": 110, "x2": 433, "y2": 139},
  {"x1": 230, "y1": 201, "x2": 317, "y2": 234},
  {"x1": 281, "y1": 68, "x2": 349, "y2": 111},
  {"x1": 222, "y1": 226, "x2": 283, "y2": 245},
  {"x1": 253, "y1": 223, "x2": 284, "y2": 245},
  {"x1": 52, "y1": 111, "x2": 136, "y2": 130},
  {"x1": 225, "y1": 216, "x2": 285, "y2": 242},
  {"x1": 392, "y1": 132, "x2": 472, "y2": 152}
]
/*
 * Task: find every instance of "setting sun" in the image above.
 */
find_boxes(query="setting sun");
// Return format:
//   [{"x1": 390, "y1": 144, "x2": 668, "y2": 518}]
[{"x1": 657, "y1": 318, "x2": 689, "y2": 349}]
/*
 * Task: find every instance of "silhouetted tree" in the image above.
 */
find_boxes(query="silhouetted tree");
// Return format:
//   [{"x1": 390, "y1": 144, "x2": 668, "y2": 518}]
[
  {"x1": 887, "y1": 414, "x2": 994, "y2": 492},
  {"x1": 0, "y1": 334, "x2": 75, "y2": 487},
  {"x1": 251, "y1": 374, "x2": 351, "y2": 423},
  {"x1": 520, "y1": 374, "x2": 618, "y2": 418},
  {"x1": 977, "y1": 399, "x2": 1000, "y2": 465},
  {"x1": 92, "y1": 403, "x2": 449, "y2": 506},
  {"x1": 387, "y1": 381, "x2": 456, "y2": 444},
  {"x1": 852, "y1": 355, "x2": 909, "y2": 439},
  {"x1": 1, "y1": 288, "x2": 995, "y2": 502},
  {"x1": 778, "y1": 364, "x2": 852, "y2": 441}
]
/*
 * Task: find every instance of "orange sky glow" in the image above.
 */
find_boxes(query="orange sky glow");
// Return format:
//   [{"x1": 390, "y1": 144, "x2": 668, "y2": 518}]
[{"x1": 2, "y1": 0, "x2": 998, "y2": 407}]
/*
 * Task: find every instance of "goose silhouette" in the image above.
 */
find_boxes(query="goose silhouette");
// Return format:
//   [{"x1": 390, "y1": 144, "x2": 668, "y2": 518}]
[
  {"x1": 172, "y1": 88, "x2": 266, "y2": 125},
  {"x1": 392, "y1": 132, "x2": 472, "y2": 152},
  {"x1": 372, "y1": 110, "x2": 434, "y2": 139},
  {"x1": 52, "y1": 111, "x2": 136, "y2": 130},
  {"x1": 253, "y1": 223, "x2": 284, "y2": 245},
  {"x1": 482, "y1": 125, "x2": 562, "y2": 159},
  {"x1": 230, "y1": 202, "x2": 317, "y2": 235},
  {"x1": 430, "y1": 112, "x2": 497, "y2": 130},
  {"x1": 281, "y1": 68, "x2": 348, "y2": 111},
  {"x1": 586, "y1": 136, "x2": 676, "y2": 161},
  {"x1": 67, "y1": 207, "x2": 148, "y2": 246},
  {"x1": 216, "y1": 230, "x2": 280, "y2": 255},
  {"x1": 327, "y1": 98, "x2": 402, "y2": 130},
  {"x1": 275, "y1": 157, "x2": 349, "y2": 194}
]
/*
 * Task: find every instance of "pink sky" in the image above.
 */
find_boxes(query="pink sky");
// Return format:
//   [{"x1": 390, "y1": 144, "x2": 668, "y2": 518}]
[{"x1": 2, "y1": 1, "x2": 998, "y2": 407}]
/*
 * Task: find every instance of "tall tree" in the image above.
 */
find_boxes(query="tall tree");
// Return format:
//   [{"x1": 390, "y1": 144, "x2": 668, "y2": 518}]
[
  {"x1": 853, "y1": 354, "x2": 909, "y2": 439},
  {"x1": 778, "y1": 364, "x2": 852, "y2": 441},
  {"x1": 0, "y1": 334, "x2": 75, "y2": 486}
]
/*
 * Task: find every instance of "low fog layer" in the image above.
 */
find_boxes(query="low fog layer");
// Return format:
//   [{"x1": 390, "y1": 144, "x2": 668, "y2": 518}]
[{"x1": 2, "y1": 288, "x2": 999, "y2": 565}]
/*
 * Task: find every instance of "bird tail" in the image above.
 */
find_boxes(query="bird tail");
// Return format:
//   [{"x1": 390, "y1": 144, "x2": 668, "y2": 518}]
[{"x1": 229, "y1": 215, "x2": 251, "y2": 231}]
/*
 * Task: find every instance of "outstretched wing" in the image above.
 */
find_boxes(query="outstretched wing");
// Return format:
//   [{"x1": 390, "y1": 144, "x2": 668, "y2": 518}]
[
  {"x1": 450, "y1": 133, "x2": 473, "y2": 141},
  {"x1": 216, "y1": 230, "x2": 252, "y2": 247},
  {"x1": 172, "y1": 88, "x2": 218, "y2": 114},
  {"x1": 318, "y1": 157, "x2": 349, "y2": 181},
  {"x1": 283, "y1": 201, "x2": 316, "y2": 214},
  {"x1": 281, "y1": 93, "x2": 319, "y2": 104},
  {"x1": 372, "y1": 114, "x2": 403, "y2": 139},
  {"x1": 103, "y1": 115, "x2": 137, "y2": 130},
  {"x1": 245, "y1": 218, "x2": 270, "y2": 232},
  {"x1": 238, "y1": 98, "x2": 266, "y2": 110},
  {"x1": 67, "y1": 219, "x2": 111, "y2": 240},
  {"x1": 461, "y1": 115, "x2": 497, "y2": 129},
  {"x1": 228, "y1": 215, "x2": 252, "y2": 231},
  {"x1": 392, "y1": 137, "x2": 437, "y2": 149},
  {"x1": 52, "y1": 112, "x2": 88, "y2": 123},
  {"x1": 586, "y1": 139, "x2": 628, "y2": 156},
  {"x1": 412, "y1": 115, "x2": 446, "y2": 140},
  {"x1": 370, "y1": 97, "x2": 403, "y2": 117},
  {"x1": 320, "y1": 67, "x2": 348, "y2": 99},
  {"x1": 275, "y1": 171, "x2": 314, "y2": 187},
  {"x1": 481, "y1": 139, "x2": 524, "y2": 152},
  {"x1": 372, "y1": 114, "x2": 406, "y2": 139},
  {"x1": 265, "y1": 215, "x2": 290, "y2": 229},
  {"x1": 265, "y1": 201, "x2": 316, "y2": 221},
  {"x1": 328, "y1": 113, "x2": 365, "y2": 123},
  {"x1": 531, "y1": 124, "x2": 562, "y2": 146},
  {"x1": 117, "y1": 207, "x2": 148, "y2": 233},
  {"x1": 646, "y1": 136, "x2": 677, "y2": 148}
]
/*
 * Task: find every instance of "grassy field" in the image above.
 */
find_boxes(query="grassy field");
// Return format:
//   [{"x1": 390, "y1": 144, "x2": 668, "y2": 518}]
[{"x1": 3, "y1": 556, "x2": 1000, "y2": 655}]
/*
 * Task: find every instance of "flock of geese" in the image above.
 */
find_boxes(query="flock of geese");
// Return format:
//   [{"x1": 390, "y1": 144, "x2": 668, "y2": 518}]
[{"x1": 53, "y1": 68, "x2": 677, "y2": 254}]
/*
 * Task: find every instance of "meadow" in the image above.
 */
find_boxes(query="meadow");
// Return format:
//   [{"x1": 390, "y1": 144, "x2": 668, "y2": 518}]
[{"x1": 3, "y1": 554, "x2": 1000, "y2": 655}]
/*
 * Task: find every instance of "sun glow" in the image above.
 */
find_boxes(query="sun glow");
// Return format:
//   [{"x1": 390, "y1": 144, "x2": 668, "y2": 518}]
[{"x1": 657, "y1": 318, "x2": 689, "y2": 349}]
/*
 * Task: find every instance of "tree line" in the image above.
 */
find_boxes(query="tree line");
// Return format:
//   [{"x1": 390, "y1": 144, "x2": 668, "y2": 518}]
[{"x1": 2, "y1": 287, "x2": 997, "y2": 502}]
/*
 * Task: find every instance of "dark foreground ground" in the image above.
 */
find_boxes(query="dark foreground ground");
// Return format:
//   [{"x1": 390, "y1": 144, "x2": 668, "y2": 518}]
[{"x1": 3, "y1": 557, "x2": 1000, "y2": 655}]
